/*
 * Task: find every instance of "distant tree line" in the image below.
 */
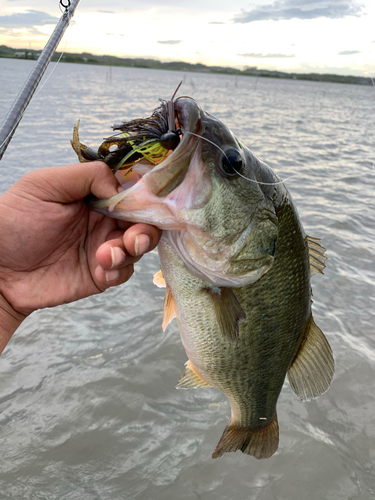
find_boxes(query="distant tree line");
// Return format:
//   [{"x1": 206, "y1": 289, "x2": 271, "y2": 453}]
[{"x1": 0, "y1": 45, "x2": 372, "y2": 86}]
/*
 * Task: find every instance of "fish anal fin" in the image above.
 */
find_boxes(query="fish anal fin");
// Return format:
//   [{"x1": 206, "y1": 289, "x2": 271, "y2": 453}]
[
  {"x1": 212, "y1": 414, "x2": 279, "y2": 460},
  {"x1": 287, "y1": 316, "x2": 334, "y2": 401},
  {"x1": 176, "y1": 360, "x2": 212, "y2": 389},
  {"x1": 162, "y1": 286, "x2": 177, "y2": 332},
  {"x1": 207, "y1": 287, "x2": 246, "y2": 344},
  {"x1": 306, "y1": 235, "x2": 327, "y2": 277},
  {"x1": 153, "y1": 269, "x2": 166, "y2": 288}
]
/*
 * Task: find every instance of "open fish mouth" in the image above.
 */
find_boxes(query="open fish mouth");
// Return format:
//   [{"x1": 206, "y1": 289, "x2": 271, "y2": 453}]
[
  {"x1": 79, "y1": 97, "x2": 212, "y2": 230},
  {"x1": 72, "y1": 97, "x2": 199, "y2": 209},
  {"x1": 72, "y1": 97, "x2": 201, "y2": 219},
  {"x1": 140, "y1": 97, "x2": 201, "y2": 197}
]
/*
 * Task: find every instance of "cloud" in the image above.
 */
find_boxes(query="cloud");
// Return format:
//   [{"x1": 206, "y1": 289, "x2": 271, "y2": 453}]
[
  {"x1": 233, "y1": 0, "x2": 363, "y2": 23},
  {"x1": 338, "y1": 50, "x2": 361, "y2": 55},
  {"x1": 0, "y1": 9, "x2": 59, "y2": 28},
  {"x1": 157, "y1": 40, "x2": 183, "y2": 45},
  {"x1": 208, "y1": 21, "x2": 226, "y2": 24},
  {"x1": 238, "y1": 52, "x2": 295, "y2": 58},
  {"x1": 0, "y1": 26, "x2": 46, "y2": 37},
  {"x1": 98, "y1": 10, "x2": 115, "y2": 13}
]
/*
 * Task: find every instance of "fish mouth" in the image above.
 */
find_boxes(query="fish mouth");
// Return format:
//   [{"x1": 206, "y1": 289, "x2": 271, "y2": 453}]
[
  {"x1": 141, "y1": 98, "x2": 201, "y2": 197},
  {"x1": 88, "y1": 98, "x2": 208, "y2": 225}
]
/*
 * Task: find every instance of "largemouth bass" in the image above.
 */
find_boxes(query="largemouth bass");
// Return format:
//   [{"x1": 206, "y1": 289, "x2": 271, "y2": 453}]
[{"x1": 72, "y1": 96, "x2": 334, "y2": 460}]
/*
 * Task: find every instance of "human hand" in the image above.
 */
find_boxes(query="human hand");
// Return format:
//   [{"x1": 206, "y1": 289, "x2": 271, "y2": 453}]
[{"x1": 0, "y1": 161, "x2": 162, "y2": 353}]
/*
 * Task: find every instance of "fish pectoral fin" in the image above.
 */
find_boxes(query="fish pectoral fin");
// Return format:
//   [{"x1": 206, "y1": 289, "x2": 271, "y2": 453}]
[
  {"x1": 207, "y1": 287, "x2": 246, "y2": 344},
  {"x1": 306, "y1": 235, "x2": 327, "y2": 277},
  {"x1": 153, "y1": 269, "x2": 166, "y2": 288},
  {"x1": 162, "y1": 286, "x2": 177, "y2": 332},
  {"x1": 287, "y1": 316, "x2": 334, "y2": 401},
  {"x1": 176, "y1": 360, "x2": 212, "y2": 389},
  {"x1": 212, "y1": 414, "x2": 279, "y2": 460}
]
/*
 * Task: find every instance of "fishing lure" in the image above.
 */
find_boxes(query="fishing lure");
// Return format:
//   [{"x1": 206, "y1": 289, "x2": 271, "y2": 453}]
[{"x1": 71, "y1": 82, "x2": 182, "y2": 177}]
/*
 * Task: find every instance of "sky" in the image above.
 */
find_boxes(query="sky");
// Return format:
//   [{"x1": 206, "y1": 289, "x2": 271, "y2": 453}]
[{"x1": 0, "y1": 0, "x2": 374, "y2": 76}]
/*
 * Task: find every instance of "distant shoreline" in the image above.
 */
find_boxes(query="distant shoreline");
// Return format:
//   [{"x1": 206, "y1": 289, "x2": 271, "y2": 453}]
[{"x1": 0, "y1": 44, "x2": 373, "y2": 86}]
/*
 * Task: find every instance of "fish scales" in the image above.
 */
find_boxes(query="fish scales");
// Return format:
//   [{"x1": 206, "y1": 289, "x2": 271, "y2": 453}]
[
  {"x1": 160, "y1": 185, "x2": 310, "y2": 429},
  {"x1": 72, "y1": 95, "x2": 334, "y2": 460}
]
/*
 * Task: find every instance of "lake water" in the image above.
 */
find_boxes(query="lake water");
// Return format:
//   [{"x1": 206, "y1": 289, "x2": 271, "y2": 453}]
[{"x1": 0, "y1": 58, "x2": 375, "y2": 500}]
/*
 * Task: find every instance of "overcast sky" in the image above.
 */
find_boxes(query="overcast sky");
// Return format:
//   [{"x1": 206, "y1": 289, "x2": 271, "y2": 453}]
[{"x1": 0, "y1": 0, "x2": 374, "y2": 76}]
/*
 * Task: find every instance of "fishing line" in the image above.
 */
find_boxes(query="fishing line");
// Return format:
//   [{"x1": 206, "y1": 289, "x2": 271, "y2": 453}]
[
  {"x1": 0, "y1": 40, "x2": 69, "y2": 154},
  {"x1": 33, "y1": 40, "x2": 68, "y2": 100},
  {"x1": 177, "y1": 83, "x2": 375, "y2": 188},
  {"x1": 182, "y1": 130, "x2": 299, "y2": 186},
  {"x1": 182, "y1": 131, "x2": 375, "y2": 186},
  {"x1": 0, "y1": 0, "x2": 80, "y2": 160}
]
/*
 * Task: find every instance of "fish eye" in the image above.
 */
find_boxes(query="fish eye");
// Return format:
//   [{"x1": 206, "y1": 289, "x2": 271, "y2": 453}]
[{"x1": 220, "y1": 148, "x2": 243, "y2": 178}]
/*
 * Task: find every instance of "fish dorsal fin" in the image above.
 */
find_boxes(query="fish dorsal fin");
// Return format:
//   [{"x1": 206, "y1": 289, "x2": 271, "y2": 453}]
[
  {"x1": 306, "y1": 235, "x2": 327, "y2": 277},
  {"x1": 176, "y1": 360, "x2": 212, "y2": 389},
  {"x1": 153, "y1": 269, "x2": 166, "y2": 288},
  {"x1": 287, "y1": 317, "x2": 334, "y2": 401},
  {"x1": 162, "y1": 286, "x2": 177, "y2": 332},
  {"x1": 207, "y1": 288, "x2": 246, "y2": 344}
]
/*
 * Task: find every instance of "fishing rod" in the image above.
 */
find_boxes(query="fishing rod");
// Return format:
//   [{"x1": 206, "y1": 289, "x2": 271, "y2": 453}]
[{"x1": 0, "y1": 0, "x2": 81, "y2": 161}]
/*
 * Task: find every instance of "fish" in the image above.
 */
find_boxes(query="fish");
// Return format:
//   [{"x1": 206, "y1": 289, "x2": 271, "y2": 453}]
[{"x1": 71, "y1": 96, "x2": 334, "y2": 460}]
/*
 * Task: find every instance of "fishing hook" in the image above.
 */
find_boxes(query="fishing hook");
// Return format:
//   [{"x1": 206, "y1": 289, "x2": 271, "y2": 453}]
[{"x1": 158, "y1": 81, "x2": 183, "y2": 150}]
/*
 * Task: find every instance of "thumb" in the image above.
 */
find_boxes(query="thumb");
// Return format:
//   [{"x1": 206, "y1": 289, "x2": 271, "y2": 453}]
[{"x1": 18, "y1": 161, "x2": 120, "y2": 203}]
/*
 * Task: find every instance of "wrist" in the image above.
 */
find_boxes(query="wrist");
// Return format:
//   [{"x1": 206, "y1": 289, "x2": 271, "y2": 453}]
[{"x1": 0, "y1": 293, "x2": 26, "y2": 355}]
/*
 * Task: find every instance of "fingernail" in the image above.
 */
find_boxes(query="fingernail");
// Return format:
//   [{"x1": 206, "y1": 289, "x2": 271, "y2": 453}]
[
  {"x1": 134, "y1": 234, "x2": 150, "y2": 256},
  {"x1": 110, "y1": 247, "x2": 126, "y2": 268},
  {"x1": 105, "y1": 269, "x2": 120, "y2": 283}
]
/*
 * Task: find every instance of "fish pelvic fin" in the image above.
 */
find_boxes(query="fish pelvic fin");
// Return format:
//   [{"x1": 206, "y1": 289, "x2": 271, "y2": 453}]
[
  {"x1": 162, "y1": 286, "x2": 177, "y2": 332},
  {"x1": 153, "y1": 269, "x2": 166, "y2": 288},
  {"x1": 212, "y1": 414, "x2": 279, "y2": 460},
  {"x1": 306, "y1": 235, "x2": 327, "y2": 277},
  {"x1": 176, "y1": 360, "x2": 212, "y2": 389},
  {"x1": 207, "y1": 288, "x2": 246, "y2": 344},
  {"x1": 287, "y1": 316, "x2": 334, "y2": 401}
]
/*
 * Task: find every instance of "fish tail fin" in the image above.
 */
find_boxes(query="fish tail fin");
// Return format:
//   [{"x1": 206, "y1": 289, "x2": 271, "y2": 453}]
[{"x1": 212, "y1": 414, "x2": 279, "y2": 460}]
